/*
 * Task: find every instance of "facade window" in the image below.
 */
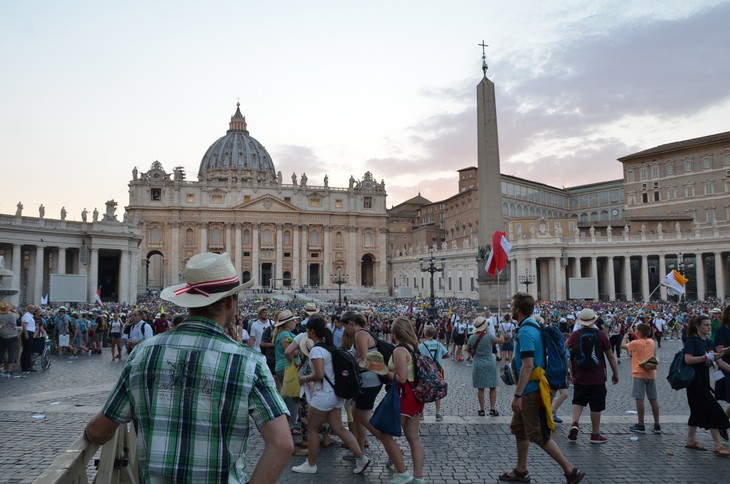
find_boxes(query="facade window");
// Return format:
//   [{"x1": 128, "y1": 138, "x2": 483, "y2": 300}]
[
  {"x1": 309, "y1": 198, "x2": 321, "y2": 207},
  {"x1": 335, "y1": 199, "x2": 343, "y2": 208},
  {"x1": 459, "y1": 277, "x2": 463, "y2": 291},
  {"x1": 284, "y1": 197, "x2": 291, "y2": 203},
  {"x1": 683, "y1": 159, "x2": 693, "y2": 172},
  {"x1": 210, "y1": 228, "x2": 222, "y2": 247},
  {"x1": 702, "y1": 156, "x2": 712, "y2": 169},
  {"x1": 651, "y1": 165, "x2": 659, "y2": 178},
  {"x1": 568, "y1": 222, "x2": 575, "y2": 232},
  {"x1": 626, "y1": 170, "x2": 635, "y2": 182},
  {"x1": 186, "y1": 193, "x2": 195, "y2": 203},
  {"x1": 723, "y1": 154, "x2": 730, "y2": 166},
  {"x1": 653, "y1": 191, "x2": 660, "y2": 202},
  {"x1": 243, "y1": 229, "x2": 250, "y2": 245},
  {"x1": 642, "y1": 193, "x2": 648, "y2": 203},
  {"x1": 628, "y1": 194, "x2": 636, "y2": 205},
  {"x1": 283, "y1": 230, "x2": 291, "y2": 245},
  {"x1": 363, "y1": 196, "x2": 373, "y2": 209},
  {"x1": 448, "y1": 277, "x2": 452, "y2": 291},
  {"x1": 667, "y1": 187, "x2": 677, "y2": 200},
  {"x1": 421, "y1": 277, "x2": 424, "y2": 289},
  {"x1": 639, "y1": 167, "x2": 648, "y2": 180},
  {"x1": 685, "y1": 184, "x2": 695, "y2": 197},
  {"x1": 704, "y1": 181, "x2": 715, "y2": 195},
  {"x1": 310, "y1": 231, "x2": 319, "y2": 246},
  {"x1": 364, "y1": 231, "x2": 374, "y2": 248},
  {"x1": 150, "y1": 227, "x2": 162, "y2": 244},
  {"x1": 151, "y1": 188, "x2": 162, "y2": 201},
  {"x1": 336, "y1": 231, "x2": 343, "y2": 247},
  {"x1": 262, "y1": 229, "x2": 272, "y2": 245},
  {"x1": 665, "y1": 162, "x2": 675, "y2": 175},
  {"x1": 244, "y1": 195, "x2": 251, "y2": 202},
  {"x1": 212, "y1": 194, "x2": 223, "y2": 204},
  {"x1": 706, "y1": 209, "x2": 716, "y2": 223},
  {"x1": 185, "y1": 228, "x2": 194, "y2": 245}
]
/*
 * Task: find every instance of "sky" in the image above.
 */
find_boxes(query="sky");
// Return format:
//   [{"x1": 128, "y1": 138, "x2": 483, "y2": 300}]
[{"x1": 2, "y1": 0, "x2": 729, "y2": 221}]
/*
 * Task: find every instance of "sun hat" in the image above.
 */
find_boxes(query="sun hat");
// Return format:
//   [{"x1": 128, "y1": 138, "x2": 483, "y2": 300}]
[
  {"x1": 473, "y1": 316, "x2": 488, "y2": 333},
  {"x1": 577, "y1": 308, "x2": 598, "y2": 327},
  {"x1": 299, "y1": 336, "x2": 315, "y2": 357},
  {"x1": 304, "y1": 302, "x2": 318, "y2": 315},
  {"x1": 275, "y1": 310, "x2": 299, "y2": 327},
  {"x1": 364, "y1": 351, "x2": 389, "y2": 376},
  {"x1": 160, "y1": 253, "x2": 254, "y2": 308},
  {"x1": 0, "y1": 302, "x2": 11, "y2": 313}
]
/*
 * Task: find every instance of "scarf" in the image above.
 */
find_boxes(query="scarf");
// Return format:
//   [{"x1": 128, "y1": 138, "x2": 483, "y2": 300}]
[{"x1": 529, "y1": 366, "x2": 555, "y2": 432}]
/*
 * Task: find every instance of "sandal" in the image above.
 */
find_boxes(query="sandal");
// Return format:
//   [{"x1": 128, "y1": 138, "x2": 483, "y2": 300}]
[
  {"x1": 685, "y1": 442, "x2": 707, "y2": 451},
  {"x1": 499, "y1": 469, "x2": 530, "y2": 482},
  {"x1": 565, "y1": 467, "x2": 585, "y2": 484},
  {"x1": 477, "y1": 409, "x2": 486, "y2": 417},
  {"x1": 490, "y1": 409, "x2": 499, "y2": 417},
  {"x1": 714, "y1": 448, "x2": 730, "y2": 457}
]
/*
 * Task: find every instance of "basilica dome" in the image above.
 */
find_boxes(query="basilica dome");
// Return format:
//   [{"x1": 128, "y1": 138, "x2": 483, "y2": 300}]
[{"x1": 198, "y1": 104, "x2": 275, "y2": 180}]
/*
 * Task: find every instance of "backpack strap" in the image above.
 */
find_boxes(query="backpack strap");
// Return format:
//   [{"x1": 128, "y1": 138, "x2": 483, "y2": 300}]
[
  {"x1": 313, "y1": 342, "x2": 336, "y2": 390},
  {"x1": 395, "y1": 343, "x2": 418, "y2": 384}
]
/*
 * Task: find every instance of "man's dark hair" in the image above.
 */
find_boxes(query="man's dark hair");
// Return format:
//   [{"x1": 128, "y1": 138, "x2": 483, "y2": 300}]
[
  {"x1": 189, "y1": 297, "x2": 229, "y2": 319},
  {"x1": 512, "y1": 292, "x2": 535, "y2": 317}
]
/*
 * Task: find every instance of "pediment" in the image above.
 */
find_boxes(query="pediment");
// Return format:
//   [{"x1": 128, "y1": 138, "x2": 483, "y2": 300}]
[{"x1": 234, "y1": 195, "x2": 300, "y2": 213}]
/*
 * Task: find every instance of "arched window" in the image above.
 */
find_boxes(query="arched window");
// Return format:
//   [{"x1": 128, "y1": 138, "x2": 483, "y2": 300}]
[
  {"x1": 185, "y1": 228, "x2": 194, "y2": 246},
  {"x1": 283, "y1": 230, "x2": 291, "y2": 245},
  {"x1": 243, "y1": 229, "x2": 250, "y2": 245},
  {"x1": 336, "y1": 231, "x2": 343, "y2": 247},
  {"x1": 262, "y1": 229, "x2": 272, "y2": 245}
]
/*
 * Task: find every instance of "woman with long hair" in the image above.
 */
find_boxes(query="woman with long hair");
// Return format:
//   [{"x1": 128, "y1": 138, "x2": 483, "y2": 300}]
[
  {"x1": 387, "y1": 316, "x2": 425, "y2": 484},
  {"x1": 499, "y1": 313, "x2": 516, "y2": 365},
  {"x1": 292, "y1": 315, "x2": 371, "y2": 475},
  {"x1": 713, "y1": 306, "x2": 730, "y2": 437},
  {"x1": 108, "y1": 310, "x2": 124, "y2": 360},
  {"x1": 682, "y1": 314, "x2": 730, "y2": 455}
]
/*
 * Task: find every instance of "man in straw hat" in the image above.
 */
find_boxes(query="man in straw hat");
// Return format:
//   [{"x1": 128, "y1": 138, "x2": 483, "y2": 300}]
[{"x1": 84, "y1": 253, "x2": 293, "y2": 483}]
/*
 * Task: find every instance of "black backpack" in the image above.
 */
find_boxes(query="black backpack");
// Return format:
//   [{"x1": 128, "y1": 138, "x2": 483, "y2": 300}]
[
  {"x1": 365, "y1": 330, "x2": 396, "y2": 365},
  {"x1": 573, "y1": 327, "x2": 603, "y2": 370},
  {"x1": 667, "y1": 349, "x2": 696, "y2": 390},
  {"x1": 314, "y1": 343, "x2": 362, "y2": 399}
]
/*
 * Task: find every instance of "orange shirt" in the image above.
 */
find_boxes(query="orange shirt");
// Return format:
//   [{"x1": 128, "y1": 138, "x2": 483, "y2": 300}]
[{"x1": 626, "y1": 337, "x2": 656, "y2": 379}]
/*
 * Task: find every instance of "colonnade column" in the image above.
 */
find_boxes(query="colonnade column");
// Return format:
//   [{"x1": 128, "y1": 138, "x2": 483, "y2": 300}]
[
  {"x1": 57, "y1": 247, "x2": 67, "y2": 275},
  {"x1": 301, "y1": 226, "x2": 309, "y2": 287},
  {"x1": 571, "y1": 257, "x2": 581, "y2": 278},
  {"x1": 34, "y1": 246, "x2": 45, "y2": 305},
  {"x1": 170, "y1": 222, "x2": 180, "y2": 285},
  {"x1": 252, "y1": 224, "x2": 260, "y2": 288},
  {"x1": 556, "y1": 257, "x2": 566, "y2": 301},
  {"x1": 225, "y1": 223, "x2": 232, "y2": 256},
  {"x1": 275, "y1": 224, "x2": 284, "y2": 288},
  {"x1": 11, "y1": 244, "x2": 21, "y2": 305},
  {"x1": 292, "y1": 225, "x2": 300, "y2": 288},
  {"x1": 623, "y1": 256, "x2": 632, "y2": 301},
  {"x1": 607, "y1": 256, "x2": 616, "y2": 301},
  {"x1": 119, "y1": 250, "x2": 130, "y2": 304},
  {"x1": 658, "y1": 254, "x2": 667, "y2": 300},
  {"x1": 529, "y1": 257, "x2": 538, "y2": 300},
  {"x1": 695, "y1": 253, "x2": 706, "y2": 300},
  {"x1": 323, "y1": 226, "x2": 331, "y2": 287},
  {"x1": 199, "y1": 223, "x2": 208, "y2": 251},
  {"x1": 640, "y1": 255, "x2": 650, "y2": 301},
  {"x1": 378, "y1": 227, "x2": 388, "y2": 290},
  {"x1": 89, "y1": 247, "x2": 99, "y2": 303},
  {"x1": 590, "y1": 257, "x2": 598, "y2": 279},
  {"x1": 715, "y1": 252, "x2": 726, "y2": 300},
  {"x1": 234, "y1": 223, "x2": 242, "y2": 278},
  {"x1": 510, "y1": 259, "x2": 518, "y2": 296},
  {"x1": 347, "y1": 226, "x2": 358, "y2": 287},
  {"x1": 129, "y1": 248, "x2": 139, "y2": 303}
]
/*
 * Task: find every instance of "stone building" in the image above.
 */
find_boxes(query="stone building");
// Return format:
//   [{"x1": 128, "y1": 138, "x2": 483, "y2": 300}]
[{"x1": 126, "y1": 104, "x2": 389, "y2": 294}]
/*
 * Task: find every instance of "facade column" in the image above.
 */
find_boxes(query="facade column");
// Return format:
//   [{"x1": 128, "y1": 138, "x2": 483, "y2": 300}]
[
  {"x1": 529, "y1": 257, "x2": 538, "y2": 300},
  {"x1": 275, "y1": 224, "x2": 284, "y2": 288},
  {"x1": 130, "y1": 249, "x2": 140, "y2": 303},
  {"x1": 234, "y1": 223, "x2": 242, "y2": 279},
  {"x1": 119, "y1": 250, "x2": 130, "y2": 304},
  {"x1": 590, "y1": 256, "x2": 598, "y2": 279},
  {"x1": 623, "y1": 256, "x2": 632, "y2": 301},
  {"x1": 34, "y1": 246, "x2": 45, "y2": 305},
  {"x1": 347, "y1": 226, "x2": 358, "y2": 288},
  {"x1": 640, "y1": 254, "x2": 650, "y2": 301},
  {"x1": 225, "y1": 223, "x2": 233, "y2": 256},
  {"x1": 199, "y1": 222, "x2": 208, "y2": 251},
  {"x1": 556, "y1": 256, "x2": 566, "y2": 301},
  {"x1": 550, "y1": 257, "x2": 560, "y2": 300},
  {"x1": 510, "y1": 258, "x2": 518, "y2": 296},
  {"x1": 57, "y1": 247, "x2": 67, "y2": 275},
  {"x1": 323, "y1": 226, "x2": 331, "y2": 288},
  {"x1": 170, "y1": 222, "x2": 180, "y2": 285},
  {"x1": 607, "y1": 256, "x2": 616, "y2": 301},
  {"x1": 11, "y1": 244, "x2": 22, "y2": 305},
  {"x1": 658, "y1": 254, "x2": 667, "y2": 300},
  {"x1": 89, "y1": 248, "x2": 99, "y2": 304},
  {"x1": 252, "y1": 224, "x2": 260, "y2": 288},
  {"x1": 378, "y1": 227, "x2": 388, "y2": 290},
  {"x1": 695, "y1": 253, "x2": 706, "y2": 300},
  {"x1": 301, "y1": 225, "x2": 309, "y2": 286},
  {"x1": 571, "y1": 257, "x2": 581, "y2": 278},
  {"x1": 715, "y1": 252, "x2": 726, "y2": 300},
  {"x1": 292, "y1": 225, "x2": 300, "y2": 288}
]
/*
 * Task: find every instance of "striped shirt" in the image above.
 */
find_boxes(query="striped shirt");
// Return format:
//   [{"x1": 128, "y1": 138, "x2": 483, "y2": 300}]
[{"x1": 102, "y1": 316, "x2": 288, "y2": 483}]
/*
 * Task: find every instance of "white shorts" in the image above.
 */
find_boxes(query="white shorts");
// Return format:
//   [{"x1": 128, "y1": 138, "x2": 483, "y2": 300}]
[{"x1": 308, "y1": 390, "x2": 344, "y2": 412}]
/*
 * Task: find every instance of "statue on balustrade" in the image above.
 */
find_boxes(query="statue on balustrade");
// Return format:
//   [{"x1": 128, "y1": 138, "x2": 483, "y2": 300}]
[
  {"x1": 15, "y1": 202, "x2": 22, "y2": 217},
  {"x1": 60, "y1": 207, "x2": 67, "y2": 221},
  {"x1": 39, "y1": 204, "x2": 45, "y2": 219}
]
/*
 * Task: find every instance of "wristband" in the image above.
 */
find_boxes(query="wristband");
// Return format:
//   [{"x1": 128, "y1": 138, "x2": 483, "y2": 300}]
[
  {"x1": 706, "y1": 353, "x2": 714, "y2": 362},
  {"x1": 514, "y1": 393, "x2": 522, "y2": 398}
]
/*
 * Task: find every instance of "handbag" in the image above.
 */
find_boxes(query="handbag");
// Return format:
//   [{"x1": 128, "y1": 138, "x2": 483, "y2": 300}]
[
  {"x1": 281, "y1": 362, "x2": 301, "y2": 398},
  {"x1": 370, "y1": 382, "x2": 402, "y2": 436},
  {"x1": 58, "y1": 334, "x2": 70, "y2": 347}
]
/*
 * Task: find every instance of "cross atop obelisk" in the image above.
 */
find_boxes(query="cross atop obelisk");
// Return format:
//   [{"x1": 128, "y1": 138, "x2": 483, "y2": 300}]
[{"x1": 478, "y1": 40, "x2": 488, "y2": 77}]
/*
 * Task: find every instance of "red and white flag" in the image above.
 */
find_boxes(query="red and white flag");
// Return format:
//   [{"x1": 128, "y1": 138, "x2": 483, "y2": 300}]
[
  {"x1": 485, "y1": 231, "x2": 512, "y2": 277},
  {"x1": 95, "y1": 287, "x2": 102, "y2": 305}
]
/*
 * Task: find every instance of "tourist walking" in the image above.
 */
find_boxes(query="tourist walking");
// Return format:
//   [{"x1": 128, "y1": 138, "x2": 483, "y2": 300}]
[{"x1": 467, "y1": 316, "x2": 503, "y2": 416}]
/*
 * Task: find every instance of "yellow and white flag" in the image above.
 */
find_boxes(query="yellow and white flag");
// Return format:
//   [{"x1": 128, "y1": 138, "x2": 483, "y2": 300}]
[{"x1": 661, "y1": 270, "x2": 689, "y2": 296}]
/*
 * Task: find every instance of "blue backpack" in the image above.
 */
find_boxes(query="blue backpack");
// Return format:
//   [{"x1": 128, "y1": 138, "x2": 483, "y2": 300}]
[{"x1": 522, "y1": 320, "x2": 568, "y2": 388}]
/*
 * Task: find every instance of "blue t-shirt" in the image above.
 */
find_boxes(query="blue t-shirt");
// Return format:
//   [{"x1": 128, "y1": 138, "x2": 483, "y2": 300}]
[
  {"x1": 513, "y1": 317, "x2": 545, "y2": 395},
  {"x1": 419, "y1": 340, "x2": 448, "y2": 362}
]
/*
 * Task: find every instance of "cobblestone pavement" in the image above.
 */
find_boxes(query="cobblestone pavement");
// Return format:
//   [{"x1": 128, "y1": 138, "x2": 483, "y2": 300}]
[{"x1": 2, "y1": 337, "x2": 729, "y2": 483}]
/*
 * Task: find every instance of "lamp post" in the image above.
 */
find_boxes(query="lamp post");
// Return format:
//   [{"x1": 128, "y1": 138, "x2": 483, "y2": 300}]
[
  {"x1": 419, "y1": 245, "x2": 445, "y2": 321},
  {"x1": 518, "y1": 269, "x2": 535, "y2": 293},
  {"x1": 330, "y1": 268, "x2": 348, "y2": 312}
]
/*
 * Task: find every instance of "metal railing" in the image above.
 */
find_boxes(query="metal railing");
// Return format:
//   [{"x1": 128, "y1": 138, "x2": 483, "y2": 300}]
[{"x1": 33, "y1": 424, "x2": 138, "y2": 484}]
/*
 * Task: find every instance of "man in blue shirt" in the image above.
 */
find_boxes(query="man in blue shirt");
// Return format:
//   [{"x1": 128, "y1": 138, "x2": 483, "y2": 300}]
[{"x1": 499, "y1": 293, "x2": 584, "y2": 484}]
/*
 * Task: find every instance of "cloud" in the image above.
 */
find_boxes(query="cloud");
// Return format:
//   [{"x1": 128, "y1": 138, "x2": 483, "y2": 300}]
[{"x1": 271, "y1": 145, "x2": 327, "y2": 180}]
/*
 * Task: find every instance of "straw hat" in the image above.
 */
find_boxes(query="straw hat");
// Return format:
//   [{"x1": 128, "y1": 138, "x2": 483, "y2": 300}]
[
  {"x1": 473, "y1": 316, "x2": 488, "y2": 333},
  {"x1": 0, "y1": 302, "x2": 11, "y2": 313},
  {"x1": 364, "y1": 351, "x2": 389, "y2": 376},
  {"x1": 274, "y1": 310, "x2": 298, "y2": 327},
  {"x1": 299, "y1": 336, "x2": 315, "y2": 357},
  {"x1": 160, "y1": 253, "x2": 254, "y2": 308},
  {"x1": 577, "y1": 308, "x2": 598, "y2": 327},
  {"x1": 304, "y1": 302, "x2": 318, "y2": 315}
]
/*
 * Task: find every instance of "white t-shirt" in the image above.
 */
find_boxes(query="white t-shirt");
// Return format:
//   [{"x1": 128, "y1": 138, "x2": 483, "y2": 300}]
[
  {"x1": 654, "y1": 318, "x2": 666, "y2": 332},
  {"x1": 305, "y1": 345, "x2": 342, "y2": 411},
  {"x1": 487, "y1": 316, "x2": 497, "y2": 337},
  {"x1": 455, "y1": 322, "x2": 468, "y2": 335},
  {"x1": 110, "y1": 318, "x2": 123, "y2": 333},
  {"x1": 250, "y1": 319, "x2": 271, "y2": 352},
  {"x1": 21, "y1": 312, "x2": 36, "y2": 332},
  {"x1": 499, "y1": 321, "x2": 515, "y2": 337},
  {"x1": 130, "y1": 320, "x2": 153, "y2": 342}
]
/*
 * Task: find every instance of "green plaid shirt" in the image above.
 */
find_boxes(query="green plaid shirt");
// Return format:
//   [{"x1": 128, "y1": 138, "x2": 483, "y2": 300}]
[{"x1": 102, "y1": 316, "x2": 288, "y2": 483}]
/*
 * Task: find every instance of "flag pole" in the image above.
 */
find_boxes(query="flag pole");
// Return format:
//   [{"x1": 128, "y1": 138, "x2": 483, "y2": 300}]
[{"x1": 632, "y1": 283, "x2": 663, "y2": 326}]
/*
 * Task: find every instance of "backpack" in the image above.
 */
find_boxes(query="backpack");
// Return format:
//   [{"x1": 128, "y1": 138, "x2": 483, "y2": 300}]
[
  {"x1": 314, "y1": 343, "x2": 362, "y2": 399},
  {"x1": 365, "y1": 330, "x2": 396, "y2": 365},
  {"x1": 399, "y1": 344, "x2": 447, "y2": 403},
  {"x1": 667, "y1": 347, "x2": 697, "y2": 390},
  {"x1": 523, "y1": 320, "x2": 568, "y2": 388},
  {"x1": 573, "y1": 327, "x2": 603, "y2": 370}
]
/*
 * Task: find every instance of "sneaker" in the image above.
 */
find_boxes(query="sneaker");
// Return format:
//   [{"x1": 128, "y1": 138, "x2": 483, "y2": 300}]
[
  {"x1": 590, "y1": 433, "x2": 608, "y2": 444},
  {"x1": 451, "y1": 357, "x2": 455, "y2": 361},
  {"x1": 435, "y1": 413, "x2": 443, "y2": 422},
  {"x1": 553, "y1": 415, "x2": 563, "y2": 423},
  {"x1": 412, "y1": 479, "x2": 425, "y2": 484},
  {"x1": 568, "y1": 423, "x2": 579, "y2": 441},
  {"x1": 389, "y1": 472, "x2": 414, "y2": 484},
  {"x1": 565, "y1": 467, "x2": 585, "y2": 484},
  {"x1": 653, "y1": 424, "x2": 663, "y2": 435},
  {"x1": 292, "y1": 461, "x2": 318, "y2": 474},
  {"x1": 1, "y1": 371, "x2": 11, "y2": 378},
  {"x1": 354, "y1": 455, "x2": 371, "y2": 474},
  {"x1": 629, "y1": 424, "x2": 646, "y2": 434}
]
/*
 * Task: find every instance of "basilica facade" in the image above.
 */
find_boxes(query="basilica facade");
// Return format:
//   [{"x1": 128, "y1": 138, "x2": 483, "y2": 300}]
[{"x1": 126, "y1": 104, "x2": 389, "y2": 294}]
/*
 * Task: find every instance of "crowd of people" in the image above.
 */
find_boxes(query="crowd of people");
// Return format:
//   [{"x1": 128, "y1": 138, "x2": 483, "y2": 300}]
[{"x1": 2, "y1": 254, "x2": 730, "y2": 483}]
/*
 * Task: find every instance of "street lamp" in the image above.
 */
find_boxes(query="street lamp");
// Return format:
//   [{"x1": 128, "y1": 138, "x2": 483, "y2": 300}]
[
  {"x1": 518, "y1": 269, "x2": 535, "y2": 293},
  {"x1": 330, "y1": 268, "x2": 349, "y2": 312},
  {"x1": 419, "y1": 245, "x2": 445, "y2": 321}
]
